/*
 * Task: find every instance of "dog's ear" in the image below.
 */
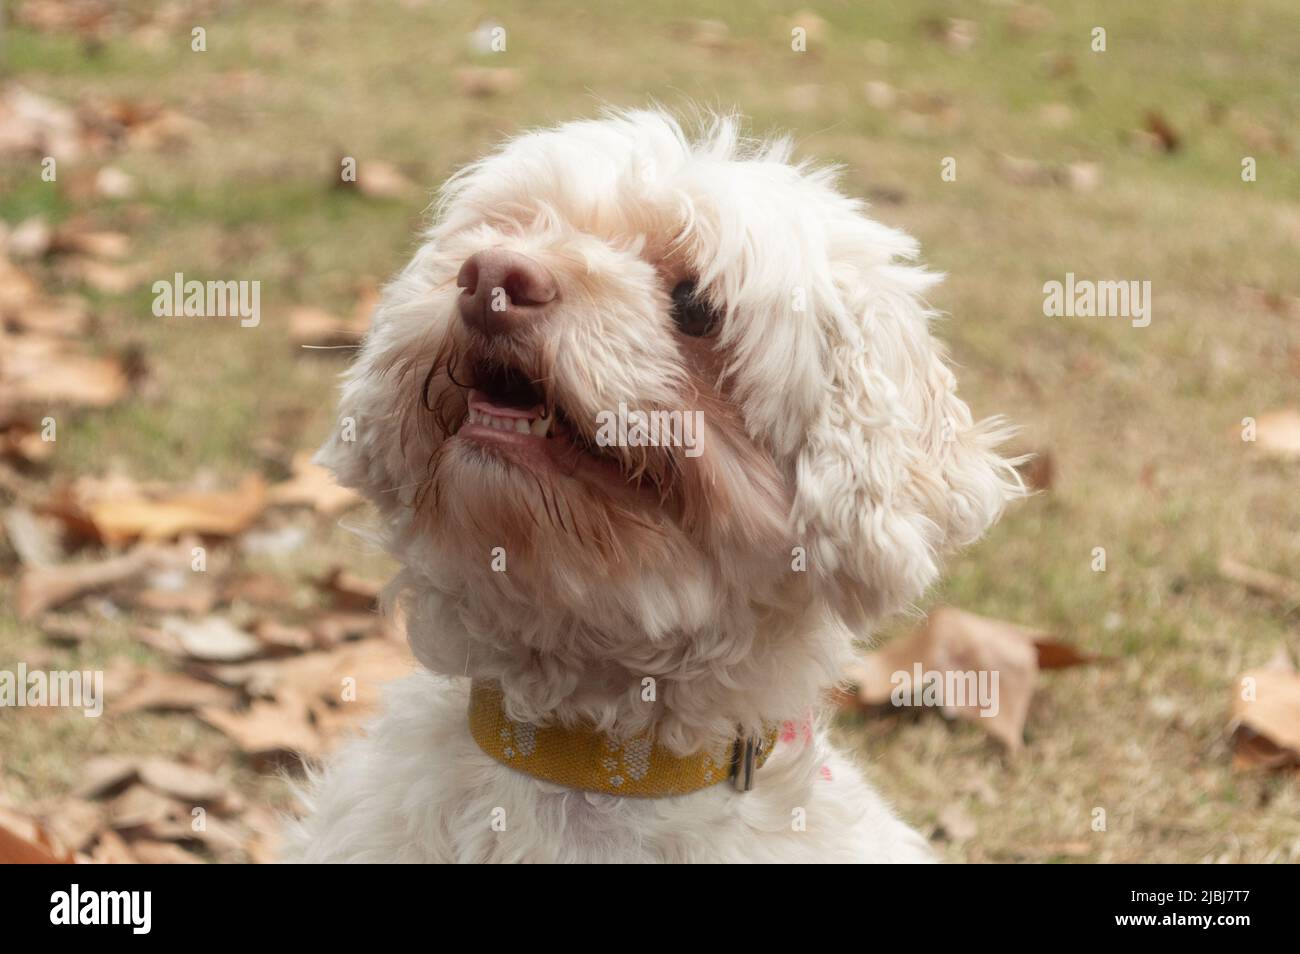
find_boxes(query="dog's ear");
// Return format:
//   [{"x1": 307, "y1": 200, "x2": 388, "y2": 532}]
[{"x1": 792, "y1": 264, "x2": 1023, "y2": 627}]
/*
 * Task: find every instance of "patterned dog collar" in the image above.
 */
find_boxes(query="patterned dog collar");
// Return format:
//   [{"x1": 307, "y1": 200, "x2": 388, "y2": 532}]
[{"x1": 468, "y1": 681, "x2": 778, "y2": 798}]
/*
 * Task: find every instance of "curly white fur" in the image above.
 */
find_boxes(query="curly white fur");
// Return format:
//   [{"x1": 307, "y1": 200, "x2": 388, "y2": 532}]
[{"x1": 284, "y1": 110, "x2": 1021, "y2": 863}]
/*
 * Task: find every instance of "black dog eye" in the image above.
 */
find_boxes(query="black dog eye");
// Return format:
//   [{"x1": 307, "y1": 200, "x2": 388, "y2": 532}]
[{"x1": 670, "y1": 280, "x2": 720, "y2": 337}]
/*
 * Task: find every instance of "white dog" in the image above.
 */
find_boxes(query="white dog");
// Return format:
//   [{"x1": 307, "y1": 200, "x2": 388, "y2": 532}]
[{"x1": 285, "y1": 110, "x2": 1021, "y2": 863}]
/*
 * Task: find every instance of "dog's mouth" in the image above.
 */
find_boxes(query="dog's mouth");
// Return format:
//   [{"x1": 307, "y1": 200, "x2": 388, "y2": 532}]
[{"x1": 455, "y1": 359, "x2": 617, "y2": 471}]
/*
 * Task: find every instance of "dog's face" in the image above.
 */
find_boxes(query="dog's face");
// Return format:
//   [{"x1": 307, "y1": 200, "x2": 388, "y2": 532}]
[{"x1": 321, "y1": 111, "x2": 1019, "y2": 646}]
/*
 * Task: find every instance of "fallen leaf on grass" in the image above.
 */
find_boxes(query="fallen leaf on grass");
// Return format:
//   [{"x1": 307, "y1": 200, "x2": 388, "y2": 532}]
[
  {"x1": 337, "y1": 159, "x2": 417, "y2": 200},
  {"x1": 108, "y1": 784, "x2": 178, "y2": 832},
  {"x1": 454, "y1": 67, "x2": 520, "y2": 98},
  {"x1": 316, "y1": 566, "x2": 382, "y2": 611},
  {"x1": 7, "y1": 295, "x2": 92, "y2": 336},
  {"x1": 268, "y1": 452, "x2": 359, "y2": 516},
  {"x1": 31, "y1": 798, "x2": 104, "y2": 854},
  {"x1": 73, "y1": 473, "x2": 267, "y2": 543},
  {"x1": 161, "y1": 615, "x2": 262, "y2": 662},
  {"x1": 844, "y1": 607, "x2": 1096, "y2": 751},
  {"x1": 200, "y1": 690, "x2": 323, "y2": 764},
  {"x1": 208, "y1": 640, "x2": 410, "y2": 707},
  {"x1": 0, "y1": 84, "x2": 83, "y2": 161},
  {"x1": 1144, "y1": 111, "x2": 1181, "y2": 153},
  {"x1": 253, "y1": 619, "x2": 315, "y2": 654},
  {"x1": 1250, "y1": 408, "x2": 1300, "y2": 461},
  {"x1": 935, "y1": 803, "x2": 978, "y2": 843},
  {"x1": 73, "y1": 756, "x2": 141, "y2": 800},
  {"x1": 0, "y1": 258, "x2": 40, "y2": 314},
  {"x1": 1218, "y1": 557, "x2": 1300, "y2": 611},
  {"x1": 1016, "y1": 452, "x2": 1054, "y2": 492},
  {"x1": 59, "y1": 257, "x2": 140, "y2": 294},
  {"x1": 0, "y1": 334, "x2": 129, "y2": 408},
  {"x1": 37, "y1": 613, "x2": 101, "y2": 644},
  {"x1": 138, "y1": 759, "x2": 230, "y2": 806},
  {"x1": 1230, "y1": 650, "x2": 1300, "y2": 771},
  {"x1": 112, "y1": 667, "x2": 239, "y2": 713},
  {"x1": 0, "y1": 806, "x2": 74, "y2": 863},
  {"x1": 89, "y1": 829, "x2": 137, "y2": 864},
  {"x1": 0, "y1": 414, "x2": 58, "y2": 464},
  {"x1": 3, "y1": 505, "x2": 63, "y2": 565},
  {"x1": 16, "y1": 544, "x2": 174, "y2": 619},
  {"x1": 51, "y1": 227, "x2": 131, "y2": 260},
  {"x1": 287, "y1": 306, "x2": 366, "y2": 348},
  {"x1": 5, "y1": 215, "x2": 53, "y2": 260}
]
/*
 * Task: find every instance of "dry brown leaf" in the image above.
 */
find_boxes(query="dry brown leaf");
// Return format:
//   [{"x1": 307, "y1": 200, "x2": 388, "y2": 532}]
[
  {"x1": 34, "y1": 797, "x2": 105, "y2": 854},
  {"x1": 1218, "y1": 556, "x2": 1300, "y2": 610},
  {"x1": 108, "y1": 784, "x2": 178, "y2": 831},
  {"x1": 253, "y1": 618, "x2": 315, "y2": 654},
  {"x1": 1231, "y1": 652, "x2": 1300, "y2": 771},
  {"x1": 1144, "y1": 111, "x2": 1181, "y2": 152},
  {"x1": 89, "y1": 828, "x2": 137, "y2": 864},
  {"x1": 138, "y1": 759, "x2": 229, "y2": 805},
  {"x1": 0, "y1": 805, "x2": 75, "y2": 863},
  {"x1": 9, "y1": 295, "x2": 92, "y2": 337},
  {"x1": 268, "y1": 452, "x2": 359, "y2": 516},
  {"x1": 73, "y1": 755, "x2": 141, "y2": 800},
  {"x1": 82, "y1": 473, "x2": 267, "y2": 543},
  {"x1": 936, "y1": 803, "x2": 978, "y2": 843},
  {"x1": 0, "y1": 259, "x2": 40, "y2": 315},
  {"x1": 6, "y1": 216, "x2": 53, "y2": 260},
  {"x1": 241, "y1": 807, "x2": 283, "y2": 865},
  {"x1": 199, "y1": 690, "x2": 323, "y2": 763},
  {"x1": 52, "y1": 227, "x2": 131, "y2": 260},
  {"x1": 130, "y1": 581, "x2": 218, "y2": 615},
  {"x1": 1017, "y1": 452, "x2": 1054, "y2": 492},
  {"x1": 1252, "y1": 408, "x2": 1300, "y2": 460},
  {"x1": 161, "y1": 615, "x2": 262, "y2": 662},
  {"x1": 62, "y1": 257, "x2": 139, "y2": 294},
  {"x1": 0, "y1": 84, "x2": 83, "y2": 160},
  {"x1": 16, "y1": 544, "x2": 172, "y2": 619},
  {"x1": 354, "y1": 159, "x2": 417, "y2": 199},
  {"x1": 113, "y1": 668, "x2": 239, "y2": 713},
  {"x1": 3, "y1": 506, "x2": 62, "y2": 565},
  {"x1": 0, "y1": 416, "x2": 58, "y2": 464},
  {"x1": 317, "y1": 566, "x2": 382, "y2": 611},
  {"x1": 0, "y1": 334, "x2": 128, "y2": 408},
  {"x1": 845, "y1": 607, "x2": 1091, "y2": 751},
  {"x1": 209, "y1": 640, "x2": 411, "y2": 708},
  {"x1": 221, "y1": 571, "x2": 294, "y2": 607},
  {"x1": 454, "y1": 67, "x2": 521, "y2": 98},
  {"x1": 287, "y1": 305, "x2": 366, "y2": 348}
]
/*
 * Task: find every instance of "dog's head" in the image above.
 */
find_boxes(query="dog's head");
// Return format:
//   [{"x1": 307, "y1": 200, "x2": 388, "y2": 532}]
[{"x1": 320, "y1": 110, "x2": 1021, "y2": 650}]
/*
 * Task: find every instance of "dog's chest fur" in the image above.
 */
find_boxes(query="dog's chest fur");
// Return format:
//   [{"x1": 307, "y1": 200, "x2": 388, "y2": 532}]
[{"x1": 284, "y1": 671, "x2": 933, "y2": 863}]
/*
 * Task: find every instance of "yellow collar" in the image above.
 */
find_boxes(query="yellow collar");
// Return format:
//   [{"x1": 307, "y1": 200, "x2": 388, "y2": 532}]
[{"x1": 468, "y1": 681, "x2": 778, "y2": 798}]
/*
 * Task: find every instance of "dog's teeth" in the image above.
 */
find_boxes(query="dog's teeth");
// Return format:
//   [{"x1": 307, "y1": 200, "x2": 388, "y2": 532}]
[
  {"x1": 514, "y1": 419, "x2": 530, "y2": 435},
  {"x1": 530, "y1": 415, "x2": 551, "y2": 438}
]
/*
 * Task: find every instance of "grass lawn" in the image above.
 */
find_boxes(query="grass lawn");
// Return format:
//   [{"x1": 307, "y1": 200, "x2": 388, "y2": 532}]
[{"x1": 2, "y1": 0, "x2": 1298, "y2": 862}]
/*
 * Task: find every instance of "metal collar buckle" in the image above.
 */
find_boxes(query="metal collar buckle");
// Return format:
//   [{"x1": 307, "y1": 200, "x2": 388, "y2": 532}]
[{"x1": 730, "y1": 735, "x2": 763, "y2": 792}]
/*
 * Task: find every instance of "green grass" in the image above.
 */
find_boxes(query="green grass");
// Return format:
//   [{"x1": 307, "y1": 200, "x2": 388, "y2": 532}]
[{"x1": 2, "y1": 0, "x2": 1298, "y2": 862}]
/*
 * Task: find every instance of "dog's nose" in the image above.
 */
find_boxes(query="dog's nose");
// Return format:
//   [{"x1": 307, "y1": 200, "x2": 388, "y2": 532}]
[{"x1": 455, "y1": 249, "x2": 556, "y2": 336}]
